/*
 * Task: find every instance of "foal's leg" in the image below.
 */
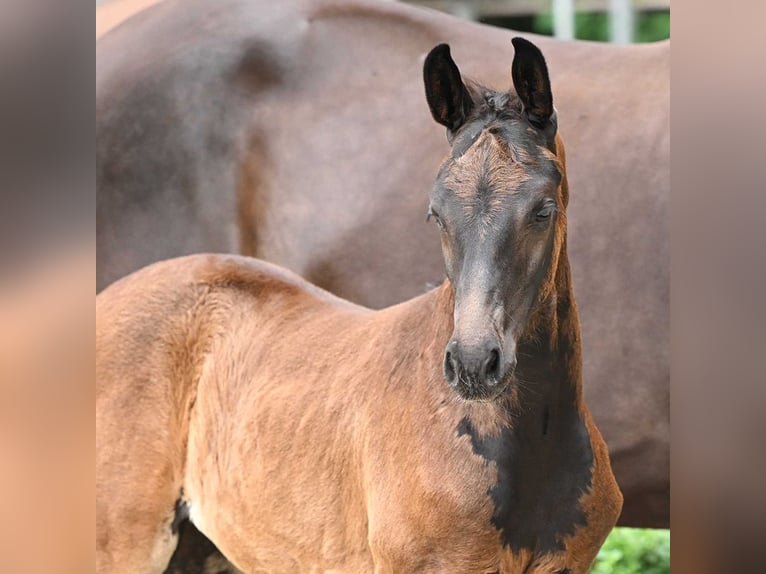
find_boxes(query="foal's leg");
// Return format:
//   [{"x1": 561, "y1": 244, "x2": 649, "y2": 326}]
[
  {"x1": 96, "y1": 365, "x2": 191, "y2": 574},
  {"x1": 96, "y1": 370, "x2": 194, "y2": 573},
  {"x1": 96, "y1": 411, "x2": 193, "y2": 574},
  {"x1": 95, "y1": 483, "x2": 184, "y2": 574},
  {"x1": 97, "y1": 279, "x2": 208, "y2": 572}
]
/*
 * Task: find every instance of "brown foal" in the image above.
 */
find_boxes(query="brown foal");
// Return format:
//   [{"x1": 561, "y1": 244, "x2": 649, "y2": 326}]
[{"x1": 96, "y1": 39, "x2": 621, "y2": 573}]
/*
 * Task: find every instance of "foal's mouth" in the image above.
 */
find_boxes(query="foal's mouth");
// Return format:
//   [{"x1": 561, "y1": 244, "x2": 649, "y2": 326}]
[{"x1": 452, "y1": 370, "x2": 515, "y2": 403}]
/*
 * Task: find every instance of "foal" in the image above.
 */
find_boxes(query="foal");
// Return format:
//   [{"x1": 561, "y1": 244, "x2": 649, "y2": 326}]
[{"x1": 96, "y1": 38, "x2": 622, "y2": 573}]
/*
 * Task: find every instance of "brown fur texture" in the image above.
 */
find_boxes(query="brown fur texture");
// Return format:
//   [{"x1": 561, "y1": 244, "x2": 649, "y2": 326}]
[
  {"x1": 97, "y1": 253, "x2": 621, "y2": 573},
  {"x1": 443, "y1": 130, "x2": 531, "y2": 237}
]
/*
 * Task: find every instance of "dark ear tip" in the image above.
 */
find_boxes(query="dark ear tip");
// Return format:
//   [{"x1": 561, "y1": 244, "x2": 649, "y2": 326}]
[
  {"x1": 427, "y1": 43, "x2": 451, "y2": 60},
  {"x1": 511, "y1": 37, "x2": 527, "y2": 48},
  {"x1": 511, "y1": 37, "x2": 543, "y2": 56}
]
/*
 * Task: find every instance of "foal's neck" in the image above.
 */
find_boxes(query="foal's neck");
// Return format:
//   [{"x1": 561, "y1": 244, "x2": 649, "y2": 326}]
[
  {"x1": 443, "y1": 249, "x2": 596, "y2": 555},
  {"x1": 518, "y1": 247, "x2": 584, "y2": 405}
]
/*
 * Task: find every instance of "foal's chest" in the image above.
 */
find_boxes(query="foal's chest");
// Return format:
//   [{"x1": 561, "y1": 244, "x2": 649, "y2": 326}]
[
  {"x1": 456, "y1": 412, "x2": 594, "y2": 556},
  {"x1": 365, "y1": 406, "x2": 596, "y2": 573}
]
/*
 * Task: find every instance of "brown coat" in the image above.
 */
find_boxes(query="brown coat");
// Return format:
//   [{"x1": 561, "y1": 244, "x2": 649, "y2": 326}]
[{"x1": 97, "y1": 253, "x2": 622, "y2": 573}]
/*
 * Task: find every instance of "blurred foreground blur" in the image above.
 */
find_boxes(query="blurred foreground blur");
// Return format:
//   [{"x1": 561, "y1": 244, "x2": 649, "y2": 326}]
[
  {"x1": 0, "y1": 244, "x2": 93, "y2": 573},
  {"x1": 0, "y1": 0, "x2": 92, "y2": 571},
  {"x1": 590, "y1": 528, "x2": 669, "y2": 573}
]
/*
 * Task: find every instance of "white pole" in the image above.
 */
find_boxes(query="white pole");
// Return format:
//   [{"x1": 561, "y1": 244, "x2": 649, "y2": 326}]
[
  {"x1": 610, "y1": 0, "x2": 634, "y2": 43},
  {"x1": 552, "y1": 0, "x2": 575, "y2": 40},
  {"x1": 449, "y1": 0, "x2": 477, "y2": 21}
]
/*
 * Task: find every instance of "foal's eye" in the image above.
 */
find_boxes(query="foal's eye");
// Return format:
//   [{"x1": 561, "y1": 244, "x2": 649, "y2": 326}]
[
  {"x1": 535, "y1": 203, "x2": 555, "y2": 222},
  {"x1": 427, "y1": 207, "x2": 445, "y2": 229}
]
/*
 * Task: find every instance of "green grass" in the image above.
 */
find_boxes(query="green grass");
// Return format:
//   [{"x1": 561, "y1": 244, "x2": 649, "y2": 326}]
[{"x1": 589, "y1": 527, "x2": 670, "y2": 574}]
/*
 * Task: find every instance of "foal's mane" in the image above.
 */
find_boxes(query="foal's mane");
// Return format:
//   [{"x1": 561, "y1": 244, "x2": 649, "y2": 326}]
[{"x1": 463, "y1": 80, "x2": 525, "y2": 124}]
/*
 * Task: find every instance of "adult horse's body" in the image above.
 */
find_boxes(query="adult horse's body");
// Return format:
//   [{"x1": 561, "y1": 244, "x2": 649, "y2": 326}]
[
  {"x1": 97, "y1": 40, "x2": 621, "y2": 573},
  {"x1": 96, "y1": 0, "x2": 668, "y2": 527}
]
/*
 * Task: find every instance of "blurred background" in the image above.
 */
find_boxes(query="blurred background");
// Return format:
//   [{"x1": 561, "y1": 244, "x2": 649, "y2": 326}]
[
  {"x1": 404, "y1": 0, "x2": 669, "y2": 43},
  {"x1": 96, "y1": 0, "x2": 671, "y2": 43}
]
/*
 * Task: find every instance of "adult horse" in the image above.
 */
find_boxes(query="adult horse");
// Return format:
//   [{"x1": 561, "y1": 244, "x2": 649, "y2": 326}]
[
  {"x1": 97, "y1": 39, "x2": 622, "y2": 574},
  {"x1": 96, "y1": 0, "x2": 668, "y2": 527}
]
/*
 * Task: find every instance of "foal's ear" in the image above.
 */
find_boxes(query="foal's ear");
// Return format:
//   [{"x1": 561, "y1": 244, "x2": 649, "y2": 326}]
[
  {"x1": 423, "y1": 44, "x2": 474, "y2": 133},
  {"x1": 511, "y1": 37, "x2": 554, "y2": 129}
]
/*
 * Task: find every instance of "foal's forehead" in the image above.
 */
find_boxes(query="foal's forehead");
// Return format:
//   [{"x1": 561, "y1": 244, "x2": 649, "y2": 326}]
[
  {"x1": 451, "y1": 116, "x2": 544, "y2": 159},
  {"x1": 439, "y1": 122, "x2": 560, "y2": 203}
]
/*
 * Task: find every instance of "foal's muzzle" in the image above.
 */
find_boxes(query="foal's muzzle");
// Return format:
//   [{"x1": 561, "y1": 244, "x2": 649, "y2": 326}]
[{"x1": 443, "y1": 339, "x2": 517, "y2": 400}]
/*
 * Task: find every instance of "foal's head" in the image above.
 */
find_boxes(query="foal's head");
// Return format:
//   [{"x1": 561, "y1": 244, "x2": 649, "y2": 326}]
[{"x1": 423, "y1": 38, "x2": 567, "y2": 401}]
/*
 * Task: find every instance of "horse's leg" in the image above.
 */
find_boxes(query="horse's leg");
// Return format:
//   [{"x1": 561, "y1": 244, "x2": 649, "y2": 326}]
[
  {"x1": 96, "y1": 486, "x2": 184, "y2": 574},
  {"x1": 97, "y1": 281, "x2": 207, "y2": 572},
  {"x1": 97, "y1": 385, "x2": 191, "y2": 574},
  {"x1": 96, "y1": 380, "x2": 193, "y2": 573}
]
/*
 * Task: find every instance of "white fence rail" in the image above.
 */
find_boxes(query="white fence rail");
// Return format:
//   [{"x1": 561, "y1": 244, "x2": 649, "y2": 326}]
[{"x1": 406, "y1": 0, "x2": 670, "y2": 43}]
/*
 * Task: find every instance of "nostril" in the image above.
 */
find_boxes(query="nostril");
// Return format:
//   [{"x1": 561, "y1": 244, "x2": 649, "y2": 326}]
[
  {"x1": 444, "y1": 350, "x2": 457, "y2": 384},
  {"x1": 485, "y1": 348, "x2": 500, "y2": 378}
]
